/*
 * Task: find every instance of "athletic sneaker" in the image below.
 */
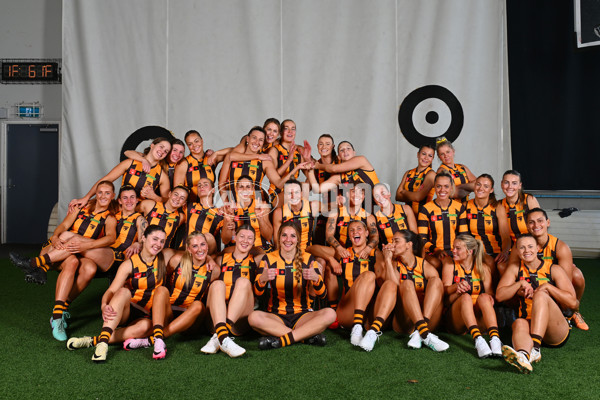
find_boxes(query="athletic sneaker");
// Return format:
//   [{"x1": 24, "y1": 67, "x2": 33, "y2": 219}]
[
  {"x1": 62, "y1": 312, "x2": 71, "y2": 329},
  {"x1": 258, "y1": 336, "x2": 282, "y2": 350},
  {"x1": 92, "y1": 342, "x2": 108, "y2": 363},
  {"x1": 153, "y1": 338, "x2": 167, "y2": 360},
  {"x1": 359, "y1": 329, "x2": 382, "y2": 352},
  {"x1": 306, "y1": 334, "x2": 327, "y2": 346},
  {"x1": 571, "y1": 312, "x2": 589, "y2": 331},
  {"x1": 67, "y1": 336, "x2": 93, "y2": 350},
  {"x1": 328, "y1": 318, "x2": 340, "y2": 330},
  {"x1": 423, "y1": 333, "x2": 449, "y2": 352},
  {"x1": 475, "y1": 336, "x2": 492, "y2": 359},
  {"x1": 200, "y1": 333, "x2": 220, "y2": 354},
  {"x1": 350, "y1": 324, "x2": 363, "y2": 346},
  {"x1": 407, "y1": 329, "x2": 422, "y2": 349},
  {"x1": 50, "y1": 318, "x2": 67, "y2": 341},
  {"x1": 123, "y1": 338, "x2": 151, "y2": 350},
  {"x1": 489, "y1": 336, "x2": 502, "y2": 357},
  {"x1": 530, "y1": 347, "x2": 541, "y2": 363},
  {"x1": 10, "y1": 252, "x2": 48, "y2": 285},
  {"x1": 220, "y1": 337, "x2": 246, "y2": 358},
  {"x1": 502, "y1": 345, "x2": 532, "y2": 374}
]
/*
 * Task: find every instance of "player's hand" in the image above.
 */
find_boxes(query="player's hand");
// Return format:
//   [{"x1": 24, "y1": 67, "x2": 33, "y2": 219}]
[
  {"x1": 330, "y1": 258, "x2": 342, "y2": 275},
  {"x1": 68, "y1": 198, "x2": 87, "y2": 213},
  {"x1": 260, "y1": 267, "x2": 278, "y2": 283},
  {"x1": 358, "y1": 246, "x2": 372, "y2": 260},
  {"x1": 335, "y1": 246, "x2": 351, "y2": 260},
  {"x1": 124, "y1": 242, "x2": 141, "y2": 258},
  {"x1": 303, "y1": 267, "x2": 319, "y2": 282},
  {"x1": 101, "y1": 304, "x2": 117, "y2": 322},
  {"x1": 141, "y1": 159, "x2": 151, "y2": 173}
]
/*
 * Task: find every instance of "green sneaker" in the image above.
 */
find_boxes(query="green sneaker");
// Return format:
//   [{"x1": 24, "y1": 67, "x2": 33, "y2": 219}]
[{"x1": 50, "y1": 318, "x2": 67, "y2": 341}]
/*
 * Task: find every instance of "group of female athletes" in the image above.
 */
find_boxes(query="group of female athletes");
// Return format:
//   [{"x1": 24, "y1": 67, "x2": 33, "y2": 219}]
[{"x1": 10, "y1": 118, "x2": 588, "y2": 373}]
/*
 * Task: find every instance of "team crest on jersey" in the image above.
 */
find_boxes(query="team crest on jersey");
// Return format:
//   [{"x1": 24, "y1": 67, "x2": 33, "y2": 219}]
[
  {"x1": 302, "y1": 222, "x2": 308, "y2": 228},
  {"x1": 415, "y1": 282, "x2": 423, "y2": 289},
  {"x1": 486, "y1": 220, "x2": 491, "y2": 225}
]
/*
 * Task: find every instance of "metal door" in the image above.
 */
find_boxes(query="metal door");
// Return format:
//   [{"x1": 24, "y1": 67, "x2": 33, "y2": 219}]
[{"x1": 4, "y1": 123, "x2": 59, "y2": 243}]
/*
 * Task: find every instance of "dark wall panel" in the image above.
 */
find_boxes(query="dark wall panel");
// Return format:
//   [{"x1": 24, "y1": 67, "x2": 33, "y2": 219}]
[{"x1": 507, "y1": 0, "x2": 600, "y2": 190}]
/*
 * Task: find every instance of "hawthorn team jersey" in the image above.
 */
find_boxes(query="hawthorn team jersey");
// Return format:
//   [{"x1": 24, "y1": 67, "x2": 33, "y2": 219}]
[
  {"x1": 316, "y1": 158, "x2": 341, "y2": 184},
  {"x1": 167, "y1": 162, "x2": 177, "y2": 189},
  {"x1": 121, "y1": 160, "x2": 164, "y2": 200},
  {"x1": 418, "y1": 200, "x2": 468, "y2": 253},
  {"x1": 254, "y1": 252, "x2": 325, "y2": 315},
  {"x1": 186, "y1": 203, "x2": 224, "y2": 239},
  {"x1": 501, "y1": 193, "x2": 532, "y2": 243},
  {"x1": 183, "y1": 154, "x2": 215, "y2": 200},
  {"x1": 268, "y1": 143, "x2": 302, "y2": 200},
  {"x1": 227, "y1": 159, "x2": 265, "y2": 197},
  {"x1": 169, "y1": 262, "x2": 210, "y2": 308},
  {"x1": 403, "y1": 166, "x2": 435, "y2": 215},
  {"x1": 70, "y1": 207, "x2": 111, "y2": 240},
  {"x1": 375, "y1": 203, "x2": 410, "y2": 246},
  {"x1": 281, "y1": 199, "x2": 315, "y2": 251},
  {"x1": 144, "y1": 202, "x2": 182, "y2": 248},
  {"x1": 218, "y1": 253, "x2": 256, "y2": 301},
  {"x1": 396, "y1": 257, "x2": 427, "y2": 297},
  {"x1": 340, "y1": 168, "x2": 380, "y2": 189},
  {"x1": 111, "y1": 211, "x2": 141, "y2": 253},
  {"x1": 339, "y1": 247, "x2": 377, "y2": 295},
  {"x1": 465, "y1": 200, "x2": 503, "y2": 255},
  {"x1": 516, "y1": 259, "x2": 554, "y2": 319},
  {"x1": 451, "y1": 260, "x2": 484, "y2": 305},
  {"x1": 229, "y1": 199, "x2": 272, "y2": 250},
  {"x1": 334, "y1": 206, "x2": 370, "y2": 248},
  {"x1": 127, "y1": 253, "x2": 162, "y2": 311},
  {"x1": 439, "y1": 163, "x2": 470, "y2": 201},
  {"x1": 537, "y1": 234, "x2": 560, "y2": 264}
]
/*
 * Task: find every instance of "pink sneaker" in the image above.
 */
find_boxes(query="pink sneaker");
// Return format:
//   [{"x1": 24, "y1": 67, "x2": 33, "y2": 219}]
[
  {"x1": 123, "y1": 337, "x2": 151, "y2": 351},
  {"x1": 152, "y1": 337, "x2": 167, "y2": 360}
]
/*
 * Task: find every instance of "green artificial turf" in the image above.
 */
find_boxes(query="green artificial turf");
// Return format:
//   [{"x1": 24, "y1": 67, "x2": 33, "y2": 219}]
[{"x1": 1, "y1": 257, "x2": 599, "y2": 399}]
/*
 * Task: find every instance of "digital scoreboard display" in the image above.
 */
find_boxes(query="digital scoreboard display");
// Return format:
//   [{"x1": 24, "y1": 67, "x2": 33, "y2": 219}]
[{"x1": 1, "y1": 59, "x2": 61, "y2": 84}]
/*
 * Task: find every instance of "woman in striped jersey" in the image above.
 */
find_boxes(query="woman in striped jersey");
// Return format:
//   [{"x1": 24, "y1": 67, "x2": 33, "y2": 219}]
[
  {"x1": 496, "y1": 170, "x2": 540, "y2": 245},
  {"x1": 435, "y1": 136, "x2": 476, "y2": 202},
  {"x1": 66, "y1": 225, "x2": 173, "y2": 363},
  {"x1": 395, "y1": 144, "x2": 436, "y2": 215},
  {"x1": 201, "y1": 225, "x2": 259, "y2": 358}
]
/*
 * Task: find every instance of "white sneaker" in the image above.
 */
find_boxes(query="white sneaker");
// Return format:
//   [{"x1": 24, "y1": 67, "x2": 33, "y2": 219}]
[
  {"x1": 407, "y1": 329, "x2": 422, "y2": 349},
  {"x1": 359, "y1": 329, "x2": 381, "y2": 352},
  {"x1": 92, "y1": 342, "x2": 108, "y2": 363},
  {"x1": 350, "y1": 324, "x2": 363, "y2": 346},
  {"x1": 502, "y1": 345, "x2": 532, "y2": 374},
  {"x1": 489, "y1": 336, "x2": 502, "y2": 357},
  {"x1": 475, "y1": 336, "x2": 492, "y2": 358},
  {"x1": 220, "y1": 337, "x2": 246, "y2": 358},
  {"x1": 201, "y1": 333, "x2": 221, "y2": 354},
  {"x1": 423, "y1": 333, "x2": 449, "y2": 352},
  {"x1": 530, "y1": 347, "x2": 541, "y2": 363}
]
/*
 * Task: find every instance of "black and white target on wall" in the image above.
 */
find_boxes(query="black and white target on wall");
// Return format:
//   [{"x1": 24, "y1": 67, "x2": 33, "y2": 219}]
[{"x1": 398, "y1": 85, "x2": 464, "y2": 148}]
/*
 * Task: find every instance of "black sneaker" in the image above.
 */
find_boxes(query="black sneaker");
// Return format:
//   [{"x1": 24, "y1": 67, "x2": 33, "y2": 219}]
[
  {"x1": 306, "y1": 333, "x2": 327, "y2": 346},
  {"x1": 258, "y1": 336, "x2": 281, "y2": 350},
  {"x1": 26, "y1": 266, "x2": 48, "y2": 285}
]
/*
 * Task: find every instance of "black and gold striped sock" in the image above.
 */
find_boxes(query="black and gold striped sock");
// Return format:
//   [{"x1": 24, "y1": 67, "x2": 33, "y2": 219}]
[
  {"x1": 517, "y1": 349, "x2": 530, "y2": 360},
  {"x1": 31, "y1": 254, "x2": 52, "y2": 272},
  {"x1": 468, "y1": 325, "x2": 481, "y2": 341},
  {"x1": 92, "y1": 336, "x2": 99, "y2": 346},
  {"x1": 488, "y1": 326, "x2": 499, "y2": 338},
  {"x1": 416, "y1": 319, "x2": 430, "y2": 339},
  {"x1": 215, "y1": 323, "x2": 229, "y2": 344},
  {"x1": 353, "y1": 309, "x2": 365, "y2": 326},
  {"x1": 279, "y1": 332, "x2": 295, "y2": 347},
  {"x1": 531, "y1": 334, "x2": 542, "y2": 350},
  {"x1": 329, "y1": 300, "x2": 338, "y2": 310},
  {"x1": 226, "y1": 319, "x2": 235, "y2": 335},
  {"x1": 98, "y1": 327, "x2": 113, "y2": 344},
  {"x1": 370, "y1": 317, "x2": 385, "y2": 333},
  {"x1": 153, "y1": 325, "x2": 164, "y2": 340},
  {"x1": 149, "y1": 336, "x2": 155, "y2": 345},
  {"x1": 52, "y1": 301, "x2": 67, "y2": 321}
]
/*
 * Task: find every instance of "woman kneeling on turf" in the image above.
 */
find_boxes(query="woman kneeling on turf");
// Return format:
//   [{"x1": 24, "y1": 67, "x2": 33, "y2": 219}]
[
  {"x1": 201, "y1": 225, "x2": 259, "y2": 357},
  {"x1": 123, "y1": 231, "x2": 214, "y2": 359},
  {"x1": 248, "y1": 222, "x2": 336, "y2": 349},
  {"x1": 442, "y1": 234, "x2": 502, "y2": 358},
  {"x1": 66, "y1": 225, "x2": 171, "y2": 362},
  {"x1": 496, "y1": 234, "x2": 577, "y2": 374},
  {"x1": 387, "y1": 230, "x2": 449, "y2": 352}
]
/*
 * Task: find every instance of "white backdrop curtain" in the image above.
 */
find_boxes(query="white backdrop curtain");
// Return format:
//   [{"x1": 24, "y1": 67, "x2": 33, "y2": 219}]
[{"x1": 61, "y1": 0, "x2": 510, "y2": 219}]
